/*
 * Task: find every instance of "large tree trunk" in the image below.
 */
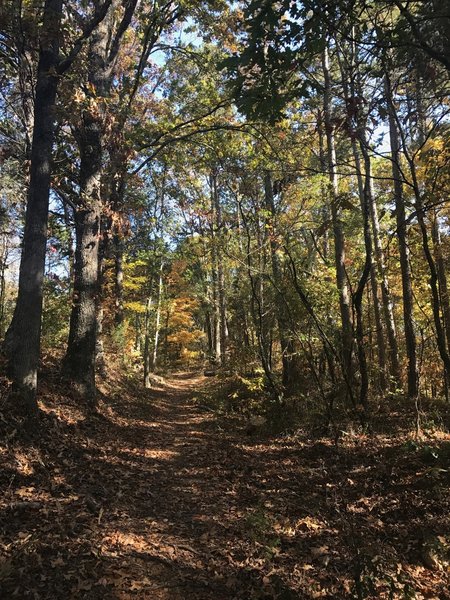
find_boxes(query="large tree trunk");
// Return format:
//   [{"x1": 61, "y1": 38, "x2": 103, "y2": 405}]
[
  {"x1": 4, "y1": 0, "x2": 63, "y2": 415},
  {"x1": 62, "y1": 20, "x2": 109, "y2": 402},
  {"x1": 63, "y1": 0, "x2": 137, "y2": 402},
  {"x1": 62, "y1": 127, "x2": 102, "y2": 403}
]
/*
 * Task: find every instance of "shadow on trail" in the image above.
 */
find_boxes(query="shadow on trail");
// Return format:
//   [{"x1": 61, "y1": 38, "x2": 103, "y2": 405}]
[{"x1": 1, "y1": 371, "x2": 449, "y2": 599}]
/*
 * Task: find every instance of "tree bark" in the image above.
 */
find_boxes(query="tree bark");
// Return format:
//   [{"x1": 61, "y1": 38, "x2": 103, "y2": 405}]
[
  {"x1": 384, "y1": 70, "x2": 419, "y2": 402},
  {"x1": 63, "y1": 0, "x2": 137, "y2": 401},
  {"x1": 432, "y1": 213, "x2": 450, "y2": 357},
  {"x1": 4, "y1": 0, "x2": 63, "y2": 415},
  {"x1": 364, "y1": 143, "x2": 401, "y2": 387},
  {"x1": 152, "y1": 263, "x2": 164, "y2": 372},
  {"x1": 144, "y1": 297, "x2": 152, "y2": 388},
  {"x1": 322, "y1": 45, "x2": 353, "y2": 380},
  {"x1": 211, "y1": 170, "x2": 228, "y2": 365},
  {"x1": 62, "y1": 132, "x2": 102, "y2": 403},
  {"x1": 264, "y1": 171, "x2": 295, "y2": 391},
  {"x1": 62, "y1": 20, "x2": 108, "y2": 401}
]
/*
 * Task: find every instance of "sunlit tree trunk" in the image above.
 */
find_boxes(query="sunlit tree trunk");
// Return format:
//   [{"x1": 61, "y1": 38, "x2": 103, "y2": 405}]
[
  {"x1": 365, "y1": 147, "x2": 401, "y2": 388},
  {"x1": 144, "y1": 297, "x2": 152, "y2": 388},
  {"x1": 322, "y1": 44, "x2": 353, "y2": 381},
  {"x1": 384, "y1": 70, "x2": 419, "y2": 403},
  {"x1": 151, "y1": 263, "x2": 164, "y2": 372},
  {"x1": 211, "y1": 170, "x2": 228, "y2": 365},
  {"x1": 264, "y1": 171, "x2": 295, "y2": 392}
]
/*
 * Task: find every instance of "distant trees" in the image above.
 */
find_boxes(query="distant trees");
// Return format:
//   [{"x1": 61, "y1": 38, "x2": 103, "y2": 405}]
[
  {"x1": 2, "y1": 0, "x2": 450, "y2": 425},
  {"x1": 219, "y1": 1, "x2": 448, "y2": 406}
]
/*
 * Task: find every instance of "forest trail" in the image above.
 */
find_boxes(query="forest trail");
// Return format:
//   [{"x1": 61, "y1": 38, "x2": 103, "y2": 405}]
[{"x1": 1, "y1": 370, "x2": 449, "y2": 599}]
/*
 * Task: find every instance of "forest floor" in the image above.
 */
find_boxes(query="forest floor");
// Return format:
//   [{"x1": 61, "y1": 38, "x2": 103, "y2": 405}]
[{"x1": 1, "y1": 364, "x2": 450, "y2": 599}]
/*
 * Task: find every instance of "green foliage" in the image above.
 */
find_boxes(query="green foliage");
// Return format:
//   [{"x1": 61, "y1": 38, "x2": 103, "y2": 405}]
[
  {"x1": 244, "y1": 506, "x2": 281, "y2": 559},
  {"x1": 221, "y1": 0, "x2": 332, "y2": 122},
  {"x1": 111, "y1": 321, "x2": 129, "y2": 353},
  {"x1": 41, "y1": 279, "x2": 71, "y2": 349},
  {"x1": 220, "y1": 372, "x2": 267, "y2": 414}
]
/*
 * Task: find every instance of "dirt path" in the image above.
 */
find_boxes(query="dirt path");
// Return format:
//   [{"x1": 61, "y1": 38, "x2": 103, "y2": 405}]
[{"x1": 1, "y1": 371, "x2": 449, "y2": 599}]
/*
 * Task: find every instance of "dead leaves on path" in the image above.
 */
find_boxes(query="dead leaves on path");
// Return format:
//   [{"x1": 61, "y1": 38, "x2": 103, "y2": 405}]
[{"x1": 1, "y1": 369, "x2": 450, "y2": 598}]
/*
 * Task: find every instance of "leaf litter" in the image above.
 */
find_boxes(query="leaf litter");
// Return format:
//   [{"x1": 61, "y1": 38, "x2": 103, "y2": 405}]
[{"x1": 0, "y1": 365, "x2": 449, "y2": 599}]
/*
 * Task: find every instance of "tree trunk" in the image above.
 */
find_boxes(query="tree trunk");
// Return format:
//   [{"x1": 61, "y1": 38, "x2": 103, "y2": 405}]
[
  {"x1": 110, "y1": 170, "x2": 126, "y2": 326},
  {"x1": 364, "y1": 141, "x2": 401, "y2": 387},
  {"x1": 353, "y1": 147, "x2": 374, "y2": 411},
  {"x1": 399, "y1": 77, "x2": 450, "y2": 395},
  {"x1": 432, "y1": 213, "x2": 450, "y2": 356},
  {"x1": 151, "y1": 264, "x2": 164, "y2": 372},
  {"x1": 337, "y1": 39, "x2": 372, "y2": 410},
  {"x1": 239, "y1": 198, "x2": 281, "y2": 400},
  {"x1": 384, "y1": 71, "x2": 419, "y2": 402},
  {"x1": 114, "y1": 231, "x2": 124, "y2": 326},
  {"x1": 63, "y1": 173, "x2": 102, "y2": 403},
  {"x1": 211, "y1": 171, "x2": 228, "y2": 365},
  {"x1": 144, "y1": 297, "x2": 152, "y2": 388},
  {"x1": 62, "y1": 36, "x2": 106, "y2": 400},
  {"x1": 400, "y1": 143, "x2": 450, "y2": 389},
  {"x1": 322, "y1": 45, "x2": 353, "y2": 380},
  {"x1": 63, "y1": 11, "x2": 112, "y2": 402},
  {"x1": 211, "y1": 265, "x2": 221, "y2": 362},
  {"x1": 4, "y1": 0, "x2": 63, "y2": 415},
  {"x1": 0, "y1": 237, "x2": 8, "y2": 339},
  {"x1": 349, "y1": 131, "x2": 387, "y2": 393},
  {"x1": 63, "y1": 0, "x2": 137, "y2": 401},
  {"x1": 264, "y1": 171, "x2": 295, "y2": 391}
]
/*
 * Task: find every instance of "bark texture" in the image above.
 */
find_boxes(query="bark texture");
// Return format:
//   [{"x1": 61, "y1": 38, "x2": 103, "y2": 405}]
[
  {"x1": 385, "y1": 71, "x2": 419, "y2": 402},
  {"x1": 322, "y1": 45, "x2": 353, "y2": 379},
  {"x1": 62, "y1": 19, "x2": 110, "y2": 402},
  {"x1": 4, "y1": 0, "x2": 63, "y2": 414}
]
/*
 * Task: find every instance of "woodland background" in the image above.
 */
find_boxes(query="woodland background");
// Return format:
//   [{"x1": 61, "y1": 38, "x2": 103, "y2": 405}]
[{"x1": 0, "y1": 1, "x2": 450, "y2": 598}]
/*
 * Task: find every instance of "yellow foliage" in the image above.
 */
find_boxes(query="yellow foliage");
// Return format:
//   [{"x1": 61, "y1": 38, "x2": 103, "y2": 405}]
[{"x1": 124, "y1": 300, "x2": 146, "y2": 314}]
